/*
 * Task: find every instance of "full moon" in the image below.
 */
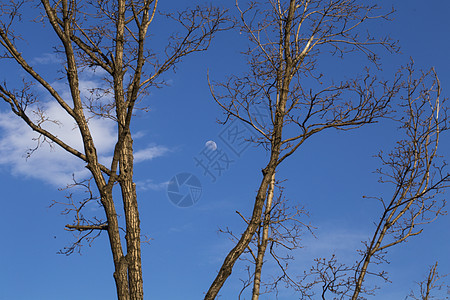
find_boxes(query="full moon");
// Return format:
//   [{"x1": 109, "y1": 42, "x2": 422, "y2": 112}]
[{"x1": 205, "y1": 140, "x2": 217, "y2": 151}]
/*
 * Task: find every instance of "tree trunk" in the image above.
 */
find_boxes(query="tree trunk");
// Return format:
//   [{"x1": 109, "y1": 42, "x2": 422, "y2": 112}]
[
  {"x1": 252, "y1": 172, "x2": 276, "y2": 300},
  {"x1": 119, "y1": 132, "x2": 144, "y2": 300}
]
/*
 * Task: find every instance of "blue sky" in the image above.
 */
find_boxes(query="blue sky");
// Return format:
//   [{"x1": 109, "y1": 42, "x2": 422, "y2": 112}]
[{"x1": 0, "y1": 1, "x2": 449, "y2": 299}]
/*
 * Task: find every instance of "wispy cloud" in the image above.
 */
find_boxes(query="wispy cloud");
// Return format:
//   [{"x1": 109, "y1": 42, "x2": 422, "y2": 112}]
[
  {"x1": 0, "y1": 105, "x2": 171, "y2": 186},
  {"x1": 134, "y1": 145, "x2": 169, "y2": 163},
  {"x1": 0, "y1": 62, "x2": 170, "y2": 186},
  {"x1": 132, "y1": 130, "x2": 147, "y2": 140},
  {"x1": 31, "y1": 53, "x2": 63, "y2": 65},
  {"x1": 135, "y1": 179, "x2": 169, "y2": 191},
  {"x1": 288, "y1": 224, "x2": 368, "y2": 273},
  {"x1": 302, "y1": 227, "x2": 366, "y2": 254},
  {"x1": 0, "y1": 100, "x2": 116, "y2": 186}
]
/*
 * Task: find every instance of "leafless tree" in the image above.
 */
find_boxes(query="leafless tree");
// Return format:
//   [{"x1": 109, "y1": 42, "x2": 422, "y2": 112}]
[
  {"x1": 294, "y1": 63, "x2": 449, "y2": 300},
  {"x1": 219, "y1": 177, "x2": 311, "y2": 299},
  {"x1": 297, "y1": 255, "x2": 359, "y2": 300},
  {"x1": 0, "y1": 1, "x2": 228, "y2": 299},
  {"x1": 350, "y1": 64, "x2": 449, "y2": 300},
  {"x1": 205, "y1": 0, "x2": 400, "y2": 298},
  {"x1": 407, "y1": 262, "x2": 449, "y2": 300}
]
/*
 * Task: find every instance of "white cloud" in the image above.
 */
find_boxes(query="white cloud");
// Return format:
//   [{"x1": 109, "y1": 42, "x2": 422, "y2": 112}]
[
  {"x1": 0, "y1": 105, "x2": 170, "y2": 186},
  {"x1": 31, "y1": 53, "x2": 63, "y2": 65},
  {"x1": 135, "y1": 179, "x2": 169, "y2": 191},
  {"x1": 0, "y1": 70, "x2": 117, "y2": 186},
  {"x1": 0, "y1": 101, "x2": 116, "y2": 186},
  {"x1": 0, "y1": 65, "x2": 168, "y2": 186},
  {"x1": 132, "y1": 130, "x2": 147, "y2": 140},
  {"x1": 133, "y1": 145, "x2": 169, "y2": 163},
  {"x1": 0, "y1": 103, "x2": 171, "y2": 186},
  {"x1": 302, "y1": 228, "x2": 366, "y2": 253}
]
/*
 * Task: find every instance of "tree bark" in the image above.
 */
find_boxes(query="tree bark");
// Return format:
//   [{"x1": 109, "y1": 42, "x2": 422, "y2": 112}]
[{"x1": 251, "y1": 172, "x2": 276, "y2": 300}]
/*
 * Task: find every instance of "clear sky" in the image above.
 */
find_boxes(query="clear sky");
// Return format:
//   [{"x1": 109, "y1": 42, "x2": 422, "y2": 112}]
[{"x1": 0, "y1": 1, "x2": 449, "y2": 299}]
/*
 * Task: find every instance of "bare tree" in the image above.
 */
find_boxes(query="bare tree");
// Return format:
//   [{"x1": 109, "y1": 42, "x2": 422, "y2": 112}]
[
  {"x1": 251, "y1": 180, "x2": 311, "y2": 299},
  {"x1": 351, "y1": 64, "x2": 449, "y2": 300},
  {"x1": 407, "y1": 262, "x2": 449, "y2": 300},
  {"x1": 219, "y1": 176, "x2": 310, "y2": 299},
  {"x1": 294, "y1": 63, "x2": 449, "y2": 300},
  {"x1": 0, "y1": 1, "x2": 228, "y2": 299},
  {"x1": 205, "y1": 0, "x2": 400, "y2": 298},
  {"x1": 297, "y1": 255, "x2": 359, "y2": 299},
  {"x1": 223, "y1": 64, "x2": 449, "y2": 300}
]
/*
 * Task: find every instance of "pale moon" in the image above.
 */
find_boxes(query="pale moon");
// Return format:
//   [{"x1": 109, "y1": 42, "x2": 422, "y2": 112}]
[{"x1": 205, "y1": 140, "x2": 217, "y2": 151}]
